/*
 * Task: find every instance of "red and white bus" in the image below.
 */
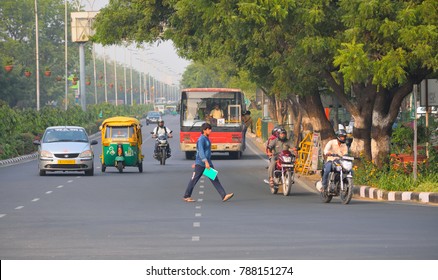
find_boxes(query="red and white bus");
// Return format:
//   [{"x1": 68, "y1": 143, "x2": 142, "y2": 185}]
[{"x1": 179, "y1": 88, "x2": 246, "y2": 159}]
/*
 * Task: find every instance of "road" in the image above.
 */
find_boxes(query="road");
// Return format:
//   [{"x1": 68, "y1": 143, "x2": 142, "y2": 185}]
[{"x1": 0, "y1": 115, "x2": 437, "y2": 260}]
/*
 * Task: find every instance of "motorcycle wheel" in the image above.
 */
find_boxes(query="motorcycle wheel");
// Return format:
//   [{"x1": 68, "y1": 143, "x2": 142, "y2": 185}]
[
  {"x1": 320, "y1": 189, "x2": 333, "y2": 203},
  {"x1": 283, "y1": 170, "x2": 292, "y2": 196},
  {"x1": 117, "y1": 161, "x2": 123, "y2": 173},
  {"x1": 340, "y1": 178, "x2": 353, "y2": 204},
  {"x1": 160, "y1": 149, "x2": 166, "y2": 165}
]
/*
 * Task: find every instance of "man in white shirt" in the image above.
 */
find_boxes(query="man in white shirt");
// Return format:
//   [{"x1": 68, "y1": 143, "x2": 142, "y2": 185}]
[
  {"x1": 152, "y1": 120, "x2": 173, "y2": 158},
  {"x1": 322, "y1": 130, "x2": 349, "y2": 191}
]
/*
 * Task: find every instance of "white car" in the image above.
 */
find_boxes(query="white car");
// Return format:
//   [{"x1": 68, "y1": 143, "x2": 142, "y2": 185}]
[{"x1": 33, "y1": 126, "x2": 98, "y2": 176}]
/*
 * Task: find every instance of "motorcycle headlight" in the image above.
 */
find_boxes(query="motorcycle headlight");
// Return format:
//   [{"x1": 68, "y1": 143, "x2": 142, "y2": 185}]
[
  {"x1": 40, "y1": 150, "x2": 53, "y2": 158},
  {"x1": 159, "y1": 140, "x2": 167, "y2": 144},
  {"x1": 282, "y1": 156, "x2": 292, "y2": 163},
  {"x1": 335, "y1": 165, "x2": 342, "y2": 172},
  {"x1": 79, "y1": 150, "x2": 93, "y2": 158},
  {"x1": 341, "y1": 161, "x2": 353, "y2": 171}
]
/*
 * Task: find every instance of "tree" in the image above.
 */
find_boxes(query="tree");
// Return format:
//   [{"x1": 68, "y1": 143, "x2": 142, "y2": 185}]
[{"x1": 92, "y1": 0, "x2": 438, "y2": 167}]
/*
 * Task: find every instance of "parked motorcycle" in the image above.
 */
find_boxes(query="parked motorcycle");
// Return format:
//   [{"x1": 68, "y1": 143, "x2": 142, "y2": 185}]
[
  {"x1": 151, "y1": 132, "x2": 172, "y2": 165},
  {"x1": 270, "y1": 149, "x2": 296, "y2": 196},
  {"x1": 316, "y1": 155, "x2": 354, "y2": 204}
]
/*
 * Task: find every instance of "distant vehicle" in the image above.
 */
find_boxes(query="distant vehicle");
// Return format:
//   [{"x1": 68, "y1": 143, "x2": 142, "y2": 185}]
[
  {"x1": 145, "y1": 111, "x2": 161, "y2": 125},
  {"x1": 33, "y1": 126, "x2": 97, "y2": 176}
]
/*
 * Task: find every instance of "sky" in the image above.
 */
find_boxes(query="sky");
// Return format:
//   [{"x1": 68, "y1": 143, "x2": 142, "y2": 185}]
[{"x1": 81, "y1": 0, "x2": 191, "y2": 86}]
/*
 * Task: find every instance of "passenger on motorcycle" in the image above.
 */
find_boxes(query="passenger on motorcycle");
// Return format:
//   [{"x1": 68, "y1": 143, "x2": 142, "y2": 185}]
[
  {"x1": 267, "y1": 128, "x2": 295, "y2": 187},
  {"x1": 321, "y1": 129, "x2": 348, "y2": 191},
  {"x1": 152, "y1": 119, "x2": 173, "y2": 158}
]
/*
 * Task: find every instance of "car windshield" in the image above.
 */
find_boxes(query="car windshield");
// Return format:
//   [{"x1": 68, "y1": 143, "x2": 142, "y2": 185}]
[
  {"x1": 43, "y1": 128, "x2": 88, "y2": 143},
  {"x1": 148, "y1": 112, "x2": 160, "y2": 117}
]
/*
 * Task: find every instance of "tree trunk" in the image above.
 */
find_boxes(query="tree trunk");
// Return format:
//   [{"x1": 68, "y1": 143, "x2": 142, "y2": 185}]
[
  {"x1": 371, "y1": 83, "x2": 413, "y2": 167},
  {"x1": 299, "y1": 91, "x2": 334, "y2": 149}
]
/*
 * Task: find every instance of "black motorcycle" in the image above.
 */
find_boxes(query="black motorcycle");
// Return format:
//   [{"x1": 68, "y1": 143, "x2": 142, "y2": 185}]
[
  {"x1": 316, "y1": 155, "x2": 354, "y2": 204},
  {"x1": 151, "y1": 132, "x2": 172, "y2": 165}
]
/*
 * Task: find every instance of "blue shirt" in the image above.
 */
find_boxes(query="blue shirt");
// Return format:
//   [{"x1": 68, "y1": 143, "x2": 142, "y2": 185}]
[{"x1": 195, "y1": 134, "x2": 212, "y2": 167}]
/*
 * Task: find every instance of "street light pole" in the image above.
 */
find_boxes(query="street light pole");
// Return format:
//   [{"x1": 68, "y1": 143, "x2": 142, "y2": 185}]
[
  {"x1": 34, "y1": 0, "x2": 40, "y2": 111},
  {"x1": 64, "y1": 0, "x2": 68, "y2": 110}
]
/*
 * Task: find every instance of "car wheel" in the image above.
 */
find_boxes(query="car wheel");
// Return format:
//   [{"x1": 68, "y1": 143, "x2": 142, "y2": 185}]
[
  {"x1": 39, "y1": 170, "x2": 46, "y2": 176},
  {"x1": 85, "y1": 167, "x2": 94, "y2": 176}
]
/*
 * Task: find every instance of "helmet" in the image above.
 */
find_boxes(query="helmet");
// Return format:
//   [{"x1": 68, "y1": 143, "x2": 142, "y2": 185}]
[
  {"x1": 271, "y1": 127, "x2": 280, "y2": 136},
  {"x1": 336, "y1": 129, "x2": 347, "y2": 143},
  {"x1": 158, "y1": 119, "x2": 164, "y2": 127},
  {"x1": 278, "y1": 128, "x2": 287, "y2": 140}
]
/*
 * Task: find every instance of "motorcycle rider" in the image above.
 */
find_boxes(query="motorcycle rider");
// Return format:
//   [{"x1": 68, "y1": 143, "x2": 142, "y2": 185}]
[
  {"x1": 267, "y1": 128, "x2": 295, "y2": 187},
  {"x1": 152, "y1": 119, "x2": 172, "y2": 158},
  {"x1": 321, "y1": 129, "x2": 348, "y2": 192}
]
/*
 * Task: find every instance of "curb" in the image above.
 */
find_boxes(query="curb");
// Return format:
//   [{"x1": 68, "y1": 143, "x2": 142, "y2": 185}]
[
  {"x1": 248, "y1": 133, "x2": 438, "y2": 205},
  {"x1": 353, "y1": 186, "x2": 438, "y2": 204},
  {"x1": 0, "y1": 152, "x2": 38, "y2": 167}
]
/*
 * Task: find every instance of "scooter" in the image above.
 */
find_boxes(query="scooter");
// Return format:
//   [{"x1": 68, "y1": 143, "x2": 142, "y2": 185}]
[
  {"x1": 316, "y1": 155, "x2": 354, "y2": 204},
  {"x1": 151, "y1": 132, "x2": 172, "y2": 165}
]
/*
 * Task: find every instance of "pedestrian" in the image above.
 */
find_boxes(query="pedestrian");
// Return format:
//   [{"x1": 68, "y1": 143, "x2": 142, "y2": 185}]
[{"x1": 183, "y1": 122, "x2": 234, "y2": 202}]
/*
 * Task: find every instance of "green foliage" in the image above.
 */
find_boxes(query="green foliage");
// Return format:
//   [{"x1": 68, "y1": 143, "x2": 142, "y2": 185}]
[
  {"x1": 355, "y1": 149, "x2": 438, "y2": 193},
  {"x1": 0, "y1": 103, "x2": 152, "y2": 159}
]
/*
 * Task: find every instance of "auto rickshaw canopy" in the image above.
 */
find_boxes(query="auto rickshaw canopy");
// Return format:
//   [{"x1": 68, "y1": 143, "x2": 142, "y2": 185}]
[{"x1": 100, "y1": 116, "x2": 141, "y2": 128}]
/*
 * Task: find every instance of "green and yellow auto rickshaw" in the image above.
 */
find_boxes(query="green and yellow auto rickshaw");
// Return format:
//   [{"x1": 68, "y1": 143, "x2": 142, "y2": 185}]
[{"x1": 100, "y1": 116, "x2": 144, "y2": 173}]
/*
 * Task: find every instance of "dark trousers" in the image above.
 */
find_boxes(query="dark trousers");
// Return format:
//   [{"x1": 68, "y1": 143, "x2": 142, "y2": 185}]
[{"x1": 184, "y1": 164, "x2": 226, "y2": 199}]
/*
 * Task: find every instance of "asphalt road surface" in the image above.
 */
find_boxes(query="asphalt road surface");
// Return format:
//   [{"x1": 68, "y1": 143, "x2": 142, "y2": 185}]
[{"x1": 0, "y1": 115, "x2": 437, "y2": 260}]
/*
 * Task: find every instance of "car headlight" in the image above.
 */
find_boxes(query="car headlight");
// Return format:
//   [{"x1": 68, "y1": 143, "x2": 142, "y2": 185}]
[
  {"x1": 40, "y1": 150, "x2": 53, "y2": 158},
  {"x1": 79, "y1": 150, "x2": 93, "y2": 158}
]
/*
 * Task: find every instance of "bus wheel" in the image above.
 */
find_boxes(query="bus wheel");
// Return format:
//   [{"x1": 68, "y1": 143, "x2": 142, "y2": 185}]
[
  {"x1": 185, "y1": 151, "x2": 195, "y2": 160},
  {"x1": 229, "y1": 151, "x2": 241, "y2": 159}
]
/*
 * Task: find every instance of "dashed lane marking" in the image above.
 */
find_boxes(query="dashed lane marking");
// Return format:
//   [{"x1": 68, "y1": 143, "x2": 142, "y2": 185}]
[
  {"x1": 195, "y1": 206, "x2": 201, "y2": 209},
  {"x1": 192, "y1": 236, "x2": 200, "y2": 241},
  {"x1": 0, "y1": 214, "x2": 6, "y2": 218},
  {"x1": 197, "y1": 199, "x2": 203, "y2": 202},
  {"x1": 193, "y1": 222, "x2": 200, "y2": 227},
  {"x1": 56, "y1": 185, "x2": 63, "y2": 189},
  {"x1": 67, "y1": 180, "x2": 73, "y2": 183},
  {"x1": 199, "y1": 191, "x2": 204, "y2": 195},
  {"x1": 31, "y1": 198, "x2": 40, "y2": 202},
  {"x1": 46, "y1": 191, "x2": 53, "y2": 194},
  {"x1": 15, "y1": 206, "x2": 24, "y2": 210},
  {"x1": 195, "y1": 213, "x2": 202, "y2": 217}
]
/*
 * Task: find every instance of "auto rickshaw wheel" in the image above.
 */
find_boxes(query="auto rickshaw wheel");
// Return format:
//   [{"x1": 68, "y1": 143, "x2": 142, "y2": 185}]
[
  {"x1": 138, "y1": 161, "x2": 143, "y2": 173},
  {"x1": 117, "y1": 161, "x2": 123, "y2": 173},
  {"x1": 101, "y1": 164, "x2": 106, "y2": 172}
]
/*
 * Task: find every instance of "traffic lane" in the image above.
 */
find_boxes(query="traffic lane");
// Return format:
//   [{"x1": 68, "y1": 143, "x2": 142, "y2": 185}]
[{"x1": 0, "y1": 161, "x2": 205, "y2": 259}]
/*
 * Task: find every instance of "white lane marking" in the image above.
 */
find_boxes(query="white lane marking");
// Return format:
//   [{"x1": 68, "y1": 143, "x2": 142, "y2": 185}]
[
  {"x1": 197, "y1": 199, "x2": 203, "y2": 202},
  {"x1": 200, "y1": 185, "x2": 204, "y2": 189},
  {"x1": 195, "y1": 206, "x2": 201, "y2": 210},
  {"x1": 76, "y1": 176, "x2": 81, "y2": 178},
  {"x1": 192, "y1": 236, "x2": 200, "y2": 241},
  {"x1": 199, "y1": 191, "x2": 204, "y2": 195},
  {"x1": 195, "y1": 213, "x2": 202, "y2": 217},
  {"x1": 15, "y1": 206, "x2": 24, "y2": 210},
  {"x1": 31, "y1": 198, "x2": 40, "y2": 202},
  {"x1": 67, "y1": 180, "x2": 73, "y2": 183},
  {"x1": 56, "y1": 185, "x2": 63, "y2": 189},
  {"x1": 0, "y1": 214, "x2": 6, "y2": 218},
  {"x1": 193, "y1": 222, "x2": 200, "y2": 227}
]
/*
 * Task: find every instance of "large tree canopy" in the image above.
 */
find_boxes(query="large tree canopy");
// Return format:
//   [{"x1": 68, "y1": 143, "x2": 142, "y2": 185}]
[{"x1": 93, "y1": 0, "x2": 438, "y2": 166}]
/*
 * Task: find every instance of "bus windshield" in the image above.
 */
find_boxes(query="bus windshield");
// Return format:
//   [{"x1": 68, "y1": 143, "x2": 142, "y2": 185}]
[{"x1": 180, "y1": 90, "x2": 244, "y2": 128}]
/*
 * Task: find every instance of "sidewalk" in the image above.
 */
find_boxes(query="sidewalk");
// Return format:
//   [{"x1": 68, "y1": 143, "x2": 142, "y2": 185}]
[{"x1": 247, "y1": 132, "x2": 438, "y2": 205}]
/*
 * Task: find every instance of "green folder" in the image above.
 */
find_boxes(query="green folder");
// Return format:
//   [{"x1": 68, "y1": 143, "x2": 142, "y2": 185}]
[{"x1": 203, "y1": 167, "x2": 218, "y2": 180}]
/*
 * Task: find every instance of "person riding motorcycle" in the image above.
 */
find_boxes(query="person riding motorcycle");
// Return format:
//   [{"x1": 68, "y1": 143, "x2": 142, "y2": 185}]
[
  {"x1": 321, "y1": 129, "x2": 348, "y2": 191},
  {"x1": 267, "y1": 128, "x2": 295, "y2": 187},
  {"x1": 152, "y1": 119, "x2": 173, "y2": 158}
]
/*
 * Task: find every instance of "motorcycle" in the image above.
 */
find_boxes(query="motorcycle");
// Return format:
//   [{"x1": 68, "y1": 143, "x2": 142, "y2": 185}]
[
  {"x1": 316, "y1": 155, "x2": 354, "y2": 204},
  {"x1": 270, "y1": 149, "x2": 296, "y2": 196},
  {"x1": 151, "y1": 132, "x2": 172, "y2": 165}
]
